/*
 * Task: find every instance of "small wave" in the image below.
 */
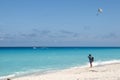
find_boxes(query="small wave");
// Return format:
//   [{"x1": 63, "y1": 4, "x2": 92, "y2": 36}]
[
  {"x1": 0, "y1": 68, "x2": 58, "y2": 80},
  {"x1": 0, "y1": 70, "x2": 39, "y2": 80},
  {"x1": 69, "y1": 59, "x2": 120, "y2": 69},
  {"x1": 82, "y1": 59, "x2": 120, "y2": 68},
  {"x1": 0, "y1": 74, "x2": 15, "y2": 80},
  {"x1": 93, "y1": 59, "x2": 120, "y2": 67}
]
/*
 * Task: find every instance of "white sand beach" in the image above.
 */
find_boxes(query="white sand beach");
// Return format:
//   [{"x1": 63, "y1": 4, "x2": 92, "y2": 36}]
[{"x1": 9, "y1": 63, "x2": 120, "y2": 80}]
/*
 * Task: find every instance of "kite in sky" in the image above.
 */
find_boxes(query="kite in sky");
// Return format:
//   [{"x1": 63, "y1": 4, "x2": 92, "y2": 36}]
[{"x1": 97, "y1": 8, "x2": 103, "y2": 16}]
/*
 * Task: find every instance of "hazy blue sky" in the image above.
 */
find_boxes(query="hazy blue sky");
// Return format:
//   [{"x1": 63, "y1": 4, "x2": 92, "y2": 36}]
[{"x1": 0, "y1": 0, "x2": 120, "y2": 47}]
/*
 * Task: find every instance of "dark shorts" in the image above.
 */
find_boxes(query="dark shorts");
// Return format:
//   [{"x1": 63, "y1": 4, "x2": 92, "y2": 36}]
[{"x1": 89, "y1": 61, "x2": 92, "y2": 63}]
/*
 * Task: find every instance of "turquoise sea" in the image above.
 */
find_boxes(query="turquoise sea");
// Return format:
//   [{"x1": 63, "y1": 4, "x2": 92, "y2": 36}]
[{"x1": 0, "y1": 47, "x2": 120, "y2": 79}]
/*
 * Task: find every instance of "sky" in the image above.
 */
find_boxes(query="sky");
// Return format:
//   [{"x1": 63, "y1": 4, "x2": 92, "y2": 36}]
[{"x1": 0, "y1": 0, "x2": 120, "y2": 47}]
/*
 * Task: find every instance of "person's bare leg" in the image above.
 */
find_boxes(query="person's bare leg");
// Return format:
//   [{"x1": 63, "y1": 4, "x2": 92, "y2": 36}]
[{"x1": 90, "y1": 63, "x2": 92, "y2": 68}]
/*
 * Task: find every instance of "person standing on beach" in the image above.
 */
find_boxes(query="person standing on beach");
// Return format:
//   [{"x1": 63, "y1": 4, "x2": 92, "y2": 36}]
[{"x1": 88, "y1": 54, "x2": 94, "y2": 68}]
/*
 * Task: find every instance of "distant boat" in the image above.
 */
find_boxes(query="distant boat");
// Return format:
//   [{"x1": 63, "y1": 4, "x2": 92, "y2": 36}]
[{"x1": 33, "y1": 47, "x2": 37, "y2": 49}]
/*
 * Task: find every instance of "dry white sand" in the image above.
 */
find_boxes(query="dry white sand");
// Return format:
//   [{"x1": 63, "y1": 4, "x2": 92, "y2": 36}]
[{"x1": 8, "y1": 63, "x2": 120, "y2": 80}]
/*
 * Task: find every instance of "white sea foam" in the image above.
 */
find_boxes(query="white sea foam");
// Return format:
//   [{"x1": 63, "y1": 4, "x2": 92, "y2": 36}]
[
  {"x1": 0, "y1": 68, "x2": 58, "y2": 80},
  {"x1": 0, "y1": 74, "x2": 15, "y2": 80},
  {"x1": 69, "y1": 59, "x2": 120, "y2": 69},
  {"x1": 93, "y1": 59, "x2": 120, "y2": 67}
]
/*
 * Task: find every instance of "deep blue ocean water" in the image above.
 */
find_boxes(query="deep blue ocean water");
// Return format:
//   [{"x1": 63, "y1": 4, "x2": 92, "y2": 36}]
[{"x1": 0, "y1": 47, "x2": 120, "y2": 78}]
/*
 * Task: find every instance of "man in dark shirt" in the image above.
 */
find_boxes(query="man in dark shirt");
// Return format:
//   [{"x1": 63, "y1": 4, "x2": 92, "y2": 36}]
[{"x1": 88, "y1": 54, "x2": 94, "y2": 68}]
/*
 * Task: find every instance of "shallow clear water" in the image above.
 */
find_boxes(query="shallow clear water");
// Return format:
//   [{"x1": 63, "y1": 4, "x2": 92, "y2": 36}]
[{"x1": 0, "y1": 47, "x2": 120, "y2": 77}]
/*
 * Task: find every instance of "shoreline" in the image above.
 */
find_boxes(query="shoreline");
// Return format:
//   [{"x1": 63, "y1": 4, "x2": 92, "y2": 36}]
[{"x1": 7, "y1": 62, "x2": 120, "y2": 80}]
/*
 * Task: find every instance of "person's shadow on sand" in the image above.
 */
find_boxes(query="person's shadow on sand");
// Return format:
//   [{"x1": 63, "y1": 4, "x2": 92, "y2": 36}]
[
  {"x1": 89, "y1": 70, "x2": 98, "y2": 72},
  {"x1": 7, "y1": 78, "x2": 11, "y2": 80}
]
